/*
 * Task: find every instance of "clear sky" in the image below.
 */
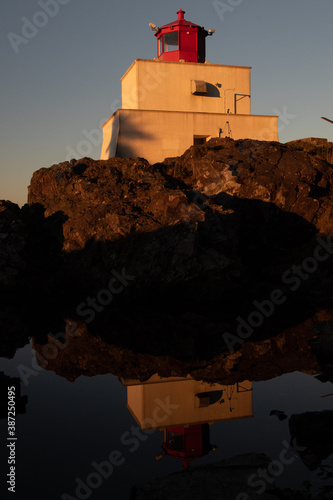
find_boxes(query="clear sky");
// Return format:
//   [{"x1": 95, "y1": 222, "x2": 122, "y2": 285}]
[{"x1": 1, "y1": 0, "x2": 333, "y2": 206}]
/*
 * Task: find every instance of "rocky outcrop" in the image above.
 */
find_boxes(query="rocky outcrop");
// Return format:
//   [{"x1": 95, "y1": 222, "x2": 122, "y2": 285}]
[
  {"x1": 27, "y1": 138, "x2": 333, "y2": 303},
  {"x1": 2, "y1": 138, "x2": 333, "y2": 361},
  {"x1": 288, "y1": 138, "x2": 333, "y2": 165},
  {"x1": 0, "y1": 200, "x2": 65, "y2": 295},
  {"x1": 162, "y1": 138, "x2": 333, "y2": 235},
  {"x1": 28, "y1": 139, "x2": 333, "y2": 244}
]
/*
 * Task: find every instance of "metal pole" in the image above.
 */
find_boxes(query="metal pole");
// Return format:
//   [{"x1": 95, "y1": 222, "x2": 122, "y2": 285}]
[{"x1": 321, "y1": 117, "x2": 333, "y2": 125}]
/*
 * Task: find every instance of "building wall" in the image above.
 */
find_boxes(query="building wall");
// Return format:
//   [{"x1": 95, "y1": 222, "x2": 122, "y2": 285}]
[
  {"x1": 101, "y1": 109, "x2": 279, "y2": 164},
  {"x1": 101, "y1": 113, "x2": 119, "y2": 158},
  {"x1": 121, "y1": 59, "x2": 251, "y2": 115}
]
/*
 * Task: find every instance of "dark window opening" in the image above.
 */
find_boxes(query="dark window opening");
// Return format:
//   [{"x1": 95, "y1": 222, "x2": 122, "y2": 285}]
[{"x1": 194, "y1": 135, "x2": 209, "y2": 146}]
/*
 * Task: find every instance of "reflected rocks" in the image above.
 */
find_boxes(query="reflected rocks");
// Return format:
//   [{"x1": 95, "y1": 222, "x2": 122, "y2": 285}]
[
  {"x1": 31, "y1": 311, "x2": 324, "y2": 384},
  {"x1": 131, "y1": 456, "x2": 333, "y2": 499},
  {"x1": 0, "y1": 308, "x2": 30, "y2": 359},
  {"x1": 311, "y1": 321, "x2": 333, "y2": 383},
  {"x1": 130, "y1": 453, "x2": 316, "y2": 500},
  {"x1": 289, "y1": 411, "x2": 333, "y2": 471},
  {"x1": 3, "y1": 303, "x2": 333, "y2": 386},
  {"x1": 131, "y1": 453, "x2": 277, "y2": 500}
]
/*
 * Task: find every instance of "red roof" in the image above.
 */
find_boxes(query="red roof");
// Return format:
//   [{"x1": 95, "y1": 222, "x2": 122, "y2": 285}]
[{"x1": 158, "y1": 9, "x2": 202, "y2": 30}]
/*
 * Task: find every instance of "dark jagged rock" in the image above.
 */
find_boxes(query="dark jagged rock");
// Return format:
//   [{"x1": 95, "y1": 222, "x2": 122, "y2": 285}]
[
  {"x1": 2, "y1": 138, "x2": 333, "y2": 362},
  {"x1": 0, "y1": 201, "x2": 66, "y2": 296},
  {"x1": 0, "y1": 201, "x2": 69, "y2": 357},
  {"x1": 28, "y1": 139, "x2": 333, "y2": 242},
  {"x1": 0, "y1": 200, "x2": 27, "y2": 290}
]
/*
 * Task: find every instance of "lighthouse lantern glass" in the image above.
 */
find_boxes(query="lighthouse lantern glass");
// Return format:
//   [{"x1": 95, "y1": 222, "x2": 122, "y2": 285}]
[
  {"x1": 162, "y1": 32, "x2": 179, "y2": 53},
  {"x1": 166, "y1": 431, "x2": 184, "y2": 452}
]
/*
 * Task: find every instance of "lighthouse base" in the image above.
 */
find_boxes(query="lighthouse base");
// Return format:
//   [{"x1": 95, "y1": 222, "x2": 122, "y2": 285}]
[{"x1": 101, "y1": 108, "x2": 278, "y2": 164}]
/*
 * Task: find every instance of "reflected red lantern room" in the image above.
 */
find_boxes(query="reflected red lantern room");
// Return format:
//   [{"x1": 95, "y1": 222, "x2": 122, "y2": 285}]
[
  {"x1": 161, "y1": 424, "x2": 213, "y2": 468},
  {"x1": 155, "y1": 9, "x2": 209, "y2": 63}
]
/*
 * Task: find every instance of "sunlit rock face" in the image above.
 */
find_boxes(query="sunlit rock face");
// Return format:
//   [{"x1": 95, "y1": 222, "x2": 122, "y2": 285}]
[{"x1": 28, "y1": 138, "x2": 333, "y2": 253}]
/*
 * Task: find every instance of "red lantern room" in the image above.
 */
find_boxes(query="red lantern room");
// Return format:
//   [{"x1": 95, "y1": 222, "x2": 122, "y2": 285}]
[
  {"x1": 160, "y1": 424, "x2": 215, "y2": 468},
  {"x1": 153, "y1": 9, "x2": 212, "y2": 63}
]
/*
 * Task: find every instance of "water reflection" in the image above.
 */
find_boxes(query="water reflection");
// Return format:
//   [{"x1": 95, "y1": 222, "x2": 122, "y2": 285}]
[
  {"x1": 121, "y1": 375, "x2": 252, "y2": 469},
  {"x1": 0, "y1": 326, "x2": 333, "y2": 498},
  {"x1": 120, "y1": 374, "x2": 333, "y2": 498},
  {"x1": 289, "y1": 411, "x2": 333, "y2": 471}
]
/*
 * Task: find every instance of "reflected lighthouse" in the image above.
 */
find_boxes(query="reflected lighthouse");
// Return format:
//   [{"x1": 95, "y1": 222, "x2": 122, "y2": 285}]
[{"x1": 120, "y1": 374, "x2": 253, "y2": 468}]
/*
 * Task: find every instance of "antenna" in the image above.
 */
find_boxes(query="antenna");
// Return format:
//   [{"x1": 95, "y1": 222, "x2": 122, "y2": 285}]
[
  {"x1": 321, "y1": 116, "x2": 333, "y2": 125},
  {"x1": 219, "y1": 109, "x2": 233, "y2": 139}
]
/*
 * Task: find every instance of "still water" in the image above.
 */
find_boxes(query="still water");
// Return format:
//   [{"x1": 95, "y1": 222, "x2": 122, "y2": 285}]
[{"x1": 0, "y1": 340, "x2": 332, "y2": 499}]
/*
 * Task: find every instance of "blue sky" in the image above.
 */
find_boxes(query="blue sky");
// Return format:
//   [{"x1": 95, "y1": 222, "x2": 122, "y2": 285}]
[{"x1": 1, "y1": 0, "x2": 333, "y2": 205}]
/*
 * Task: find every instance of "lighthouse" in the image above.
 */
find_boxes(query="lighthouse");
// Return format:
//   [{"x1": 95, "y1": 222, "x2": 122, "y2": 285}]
[
  {"x1": 155, "y1": 9, "x2": 210, "y2": 64},
  {"x1": 101, "y1": 10, "x2": 278, "y2": 163}
]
